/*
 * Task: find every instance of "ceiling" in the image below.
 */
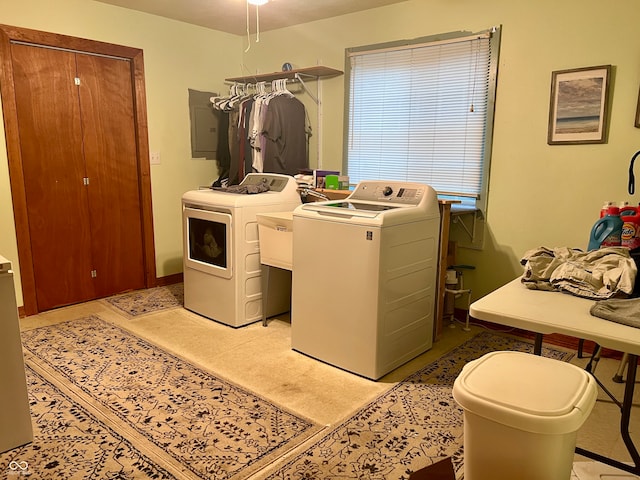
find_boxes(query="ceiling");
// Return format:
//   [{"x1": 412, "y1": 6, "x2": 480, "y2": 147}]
[{"x1": 94, "y1": 0, "x2": 409, "y2": 36}]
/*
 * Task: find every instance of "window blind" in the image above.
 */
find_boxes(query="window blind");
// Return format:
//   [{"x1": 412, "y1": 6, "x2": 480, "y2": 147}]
[{"x1": 346, "y1": 31, "x2": 497, "y2": 204}]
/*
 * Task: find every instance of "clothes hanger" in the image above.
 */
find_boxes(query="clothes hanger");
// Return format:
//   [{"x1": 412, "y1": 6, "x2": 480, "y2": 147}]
[
  {"x1": 280, "y1": 78, "x2": 294, "y2": 97},
  {"x1": 228, "y1": 83, "x2": 249, "y2": 108},
  {"x1": 211, "y1": 84, "x2": 235, "y2": 111}
]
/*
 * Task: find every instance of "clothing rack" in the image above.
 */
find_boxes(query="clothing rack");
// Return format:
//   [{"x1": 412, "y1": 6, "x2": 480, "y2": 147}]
[
  {"x1": 224, "y1": 66, "x2": 342, "y2": 103},
  {"x1": 212, "y1": 79, "x2": 296, "y2": 111},
  {"x1": 223, "y1": 66, "x2": 343, "y2": 169},
  {"x1": 222, "y1": 76, "x2": 315, "y2": 104}
]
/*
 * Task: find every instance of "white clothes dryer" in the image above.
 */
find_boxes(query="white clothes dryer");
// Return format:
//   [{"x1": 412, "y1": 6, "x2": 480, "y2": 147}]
[
  {"x1": 291, "y1": 181, "x2": 440, "y2": 379},
  {"x1": 182, "y1": 173, "x2": 300, "y2": 327}
]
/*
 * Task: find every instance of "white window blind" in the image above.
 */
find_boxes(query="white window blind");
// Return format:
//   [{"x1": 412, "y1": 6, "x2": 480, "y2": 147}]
[{"x1": 345, "y1": 28, "x2": 499, "y2": 210}]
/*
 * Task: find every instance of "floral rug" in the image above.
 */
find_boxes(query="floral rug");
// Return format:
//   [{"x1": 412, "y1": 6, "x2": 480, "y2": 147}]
[
  {"x1": 263, "y1": 331, "x2": 574, "y2": 480},
  {"x1": 104, "y1": 283, "x2": 184, "y2": 316},
  {"x1": 3, "y1": 316, "x2": 322, "y2": 479}
]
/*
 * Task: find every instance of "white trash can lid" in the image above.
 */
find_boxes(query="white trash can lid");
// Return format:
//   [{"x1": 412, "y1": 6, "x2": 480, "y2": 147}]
[{"x1": 453, "y1": 350, "x2": 597, "y2": 435}]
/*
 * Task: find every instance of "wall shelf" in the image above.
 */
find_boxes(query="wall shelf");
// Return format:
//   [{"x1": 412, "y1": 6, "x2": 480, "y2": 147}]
[{"x1": 225, "y1": 66, "x2": 343, "y2": 84}]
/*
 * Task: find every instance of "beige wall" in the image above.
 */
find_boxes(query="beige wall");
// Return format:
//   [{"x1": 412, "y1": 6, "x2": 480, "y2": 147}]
[
  {"x1": 240, "y1": 0, "x2": 640, "y2": 299},
  {"x1": 2, "y1": 0, "x2": 640, "y2": 307},
  {"x1": 0, "y1": 0, "x2": 241, "y2": 305}
]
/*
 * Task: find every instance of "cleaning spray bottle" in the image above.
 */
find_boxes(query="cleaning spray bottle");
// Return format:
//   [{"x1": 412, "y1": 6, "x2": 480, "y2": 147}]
[{"x1": 588, "y1": 206, "x2": 623, "y2": 251}]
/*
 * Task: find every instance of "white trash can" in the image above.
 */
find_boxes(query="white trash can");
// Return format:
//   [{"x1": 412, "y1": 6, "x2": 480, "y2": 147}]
[{"x1": 452, "y1": 350, "x2": 597, "y2": 480}]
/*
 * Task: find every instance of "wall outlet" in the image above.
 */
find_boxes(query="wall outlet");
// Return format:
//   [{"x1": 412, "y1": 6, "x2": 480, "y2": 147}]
[{"x1": 150, "y1": 151, "x2": 161, "y2": 165}]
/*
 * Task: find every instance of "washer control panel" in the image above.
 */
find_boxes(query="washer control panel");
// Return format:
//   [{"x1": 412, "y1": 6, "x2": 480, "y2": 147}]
[{"x1": 349, "y1": 181, "x2": 427, "y2": 206}]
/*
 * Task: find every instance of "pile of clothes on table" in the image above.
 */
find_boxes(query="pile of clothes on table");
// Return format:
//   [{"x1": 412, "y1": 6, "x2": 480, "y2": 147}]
[{"x1": 521, "y1": 246, "x2": 640, "y2": 327}]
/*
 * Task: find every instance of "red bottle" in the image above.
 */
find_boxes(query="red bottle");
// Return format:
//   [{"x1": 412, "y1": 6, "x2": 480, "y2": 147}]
[{"x1": 621, "y1": 204, "x2": 640, "y2": 250}]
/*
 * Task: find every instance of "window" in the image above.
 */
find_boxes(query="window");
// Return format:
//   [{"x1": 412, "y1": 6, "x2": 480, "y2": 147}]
[{"x1": 344, "y1": 27, "x2": 501, "y2": 214}]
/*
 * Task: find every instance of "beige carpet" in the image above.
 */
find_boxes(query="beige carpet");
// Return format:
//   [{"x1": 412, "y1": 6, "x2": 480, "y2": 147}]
[{"x1": 4, "y1": 315, "x2": 323, "y2": 480}]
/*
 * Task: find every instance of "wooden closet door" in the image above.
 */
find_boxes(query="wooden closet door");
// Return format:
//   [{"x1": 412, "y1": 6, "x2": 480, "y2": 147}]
[
  {"x1": 11, "y1": 43, "x2": 95, "y2": 310},
  {"x1": 76, "y1": 53, "x2": 145, "y2": 297}
]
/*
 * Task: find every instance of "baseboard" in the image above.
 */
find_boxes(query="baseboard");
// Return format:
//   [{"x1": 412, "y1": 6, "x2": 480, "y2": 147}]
[
  {"x1": 18, "y1": 273, "x2": 184, "y2": 318},
  {"x1": 156, "y1": 272, "x2": 183, "y2": 287}
]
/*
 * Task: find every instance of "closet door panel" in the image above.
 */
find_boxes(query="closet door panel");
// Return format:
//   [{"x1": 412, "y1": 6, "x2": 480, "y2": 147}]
[
  {"x1": 10, "y1": 43, "x2": 95, "y2": 310},
  {"x1": 76, "y1": 53, "x2": 145, "y2": 296}
]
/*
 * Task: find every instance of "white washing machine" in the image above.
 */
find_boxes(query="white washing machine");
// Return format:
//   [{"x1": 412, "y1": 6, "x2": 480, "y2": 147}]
[
  {"x1": 291, "y1": 181, "x2": 440, "y2": 380},
  {"x1": 182, "y1": 173, "x2": 300, "y2": 327}
]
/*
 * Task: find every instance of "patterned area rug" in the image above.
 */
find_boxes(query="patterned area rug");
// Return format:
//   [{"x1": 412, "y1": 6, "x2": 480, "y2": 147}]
[
  {"x1": 8, "y1": 365, "x2": 176, "y2": 479},
  {"x1": 264, "y1": 331, "x2": 574, "y2": 480},
  {"x1": 104, "y1": 283, "x2": 184, "y2": 316},
  {"x1": 3, "y1": 316, "x2": 322, "y2": 480}
]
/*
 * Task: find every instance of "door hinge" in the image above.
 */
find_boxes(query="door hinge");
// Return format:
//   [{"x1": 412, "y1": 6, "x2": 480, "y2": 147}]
[
  {"x1": 75, "y1": 77, "x2": 81, "y2": 86},
  {"x1": 83, "y1": 177, "x2": 90, "y2": 185},
  {"x1": 91, "y1": 270, "x2": 97, "y2": 278}
]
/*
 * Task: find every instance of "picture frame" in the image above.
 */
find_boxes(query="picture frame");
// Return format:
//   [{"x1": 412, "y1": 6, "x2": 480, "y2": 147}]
[
  {"x1": 635, "y1": 83, "x2": 640, "y2": 128},
  {"x1": 547, "y1": 65, "x2": 611, "y2": 145}
]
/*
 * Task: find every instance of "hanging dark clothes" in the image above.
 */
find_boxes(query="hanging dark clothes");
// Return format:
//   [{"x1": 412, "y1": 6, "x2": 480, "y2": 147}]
[
  {"x1": 212, "y1": 87, "x2": 309, "y2": 185},
  {"x1": 227, "y1": 108, "x2": 241, "y2": 185},
  {"x1": 241, "y1": 98, "x2": 254, "y2": 181},
  {"x1": 212, "y1": 111, "x2": 230, "y2": 187},
  {"x1": 261, "y1": 95, "x2": 308, "y2": 175}
]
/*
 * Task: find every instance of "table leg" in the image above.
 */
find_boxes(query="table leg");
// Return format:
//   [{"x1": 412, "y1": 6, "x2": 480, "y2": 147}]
[
  {"x1": 575, "y1": 353, "x2": 640, "y2": 475},
  {"x1": 620, "y1": 354, "x2": 640, "y2": 468},
  {"x1": 533, "y1": 333, "x2": 543, "y2": 355}
]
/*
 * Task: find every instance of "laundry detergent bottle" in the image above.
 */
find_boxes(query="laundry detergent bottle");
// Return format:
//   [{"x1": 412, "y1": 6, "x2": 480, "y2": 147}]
[
  {"x1": 588, "y1": 206, "x2": 623, "y2": 251},
  {"x1": 620, "y1": 204, "x2": 640, "y2": 250},
  {"x1": 600, "y1": 201, "x2": 614, "y2": 217}
]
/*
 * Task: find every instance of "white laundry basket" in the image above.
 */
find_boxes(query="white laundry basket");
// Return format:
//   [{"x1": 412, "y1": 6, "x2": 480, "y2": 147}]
[{"x1": 452, "y1": 350, "x2": 597, "y2": 480}]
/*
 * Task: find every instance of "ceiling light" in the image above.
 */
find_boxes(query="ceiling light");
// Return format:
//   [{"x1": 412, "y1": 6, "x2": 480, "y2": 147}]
[{"x1": 248, "y1": 0, "x2": 268, "y2": 5}]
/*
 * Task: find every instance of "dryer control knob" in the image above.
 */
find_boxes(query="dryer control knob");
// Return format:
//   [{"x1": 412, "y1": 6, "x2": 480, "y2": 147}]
[{"x1": 383, "y1": 186, "x2": 393, "y2": 196}]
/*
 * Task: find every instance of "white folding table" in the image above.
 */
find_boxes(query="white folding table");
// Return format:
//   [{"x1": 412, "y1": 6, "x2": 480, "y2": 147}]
[{"x1": 470, "y1": 278, "x2": 640, "y2": 475}]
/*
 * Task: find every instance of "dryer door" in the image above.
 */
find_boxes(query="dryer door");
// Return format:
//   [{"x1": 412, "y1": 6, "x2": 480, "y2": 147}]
[{"x1": 183, "y1": 206, "x2": 232, "y2": 279}]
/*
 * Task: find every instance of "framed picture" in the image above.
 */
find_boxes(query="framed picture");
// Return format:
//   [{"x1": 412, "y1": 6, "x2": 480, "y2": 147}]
[
  {"x1": 635, "y1": 83, "x2": 640, "y2": 128},
  {"x1": 547, "y1": 65, "x2": 612, "y2": 145}
]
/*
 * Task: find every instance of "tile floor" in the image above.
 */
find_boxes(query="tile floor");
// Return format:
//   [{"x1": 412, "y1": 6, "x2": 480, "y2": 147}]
[{"x1": 18, "y1": 298, "x2": 640, "y2": 479}]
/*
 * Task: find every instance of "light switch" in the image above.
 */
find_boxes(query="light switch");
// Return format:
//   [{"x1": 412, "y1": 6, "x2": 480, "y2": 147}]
[{"x1": 150, "y1": 151, "x2": 161, "y2": 165}]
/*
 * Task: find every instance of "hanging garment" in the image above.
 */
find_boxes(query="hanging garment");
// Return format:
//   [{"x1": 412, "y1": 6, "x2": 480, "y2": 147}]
[
  {"x1": 211, "y1": 111, "x2": 230, "y2": 187},
  {"x1": 248, "y1": 95, "x2": 267, "y2": 172},
  {"x1": 261, "y1": 95, "x2": 309, "y2": 175},
  {"x1": 241, "y1": 97, "x2": 254, "y2": 179},
  {"x1": 227, "y1": 108, "x2": 241, "y2": 185}
]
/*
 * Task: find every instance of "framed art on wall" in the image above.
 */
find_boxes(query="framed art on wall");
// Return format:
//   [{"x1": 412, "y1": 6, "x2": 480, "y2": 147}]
[
  {"x1": 547, "y1": 65, "x2": 612, "y2": 145},
  {"x1": 635, "y1": 83, "x2": 640, "y2": 128}
]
